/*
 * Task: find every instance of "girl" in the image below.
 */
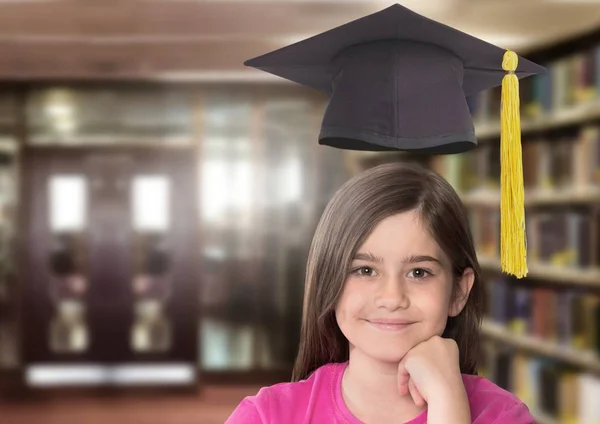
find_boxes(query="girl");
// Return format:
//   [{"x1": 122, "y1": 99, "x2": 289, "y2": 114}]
[{"x1": 226, "y1": 162, "x2": 534, "y2": 424}]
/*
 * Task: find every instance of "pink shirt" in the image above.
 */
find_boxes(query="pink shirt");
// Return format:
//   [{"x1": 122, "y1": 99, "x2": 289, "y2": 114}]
[{"x1": 225, "y1": 362, "x2": 534, "y2": 423}]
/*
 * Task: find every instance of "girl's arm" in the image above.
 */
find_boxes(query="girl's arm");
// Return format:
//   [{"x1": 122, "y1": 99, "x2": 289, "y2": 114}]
[
  {"x1": 426, "y1": 386, "x2": 472, "y2": 424},
  {"x1": 398, "y1": 336, "x2": 472, "y2": 424}
]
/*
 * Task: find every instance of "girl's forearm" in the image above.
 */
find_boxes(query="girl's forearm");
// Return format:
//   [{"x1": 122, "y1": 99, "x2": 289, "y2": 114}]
[{"x1": 426, "y1": 388, "x2": 472, "y2": 424}]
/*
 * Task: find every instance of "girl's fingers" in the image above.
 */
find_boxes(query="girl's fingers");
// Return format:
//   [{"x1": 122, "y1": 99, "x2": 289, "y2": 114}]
[
  {"x1": 397, "y1": 362, "x2": 410, "y2": 396},
  {"x1": 408, "y1": 378, "x2": 425, "y2": 406}
]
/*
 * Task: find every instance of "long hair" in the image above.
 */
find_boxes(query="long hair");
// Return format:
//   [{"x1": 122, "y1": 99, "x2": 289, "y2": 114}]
[{"x1": 291, "y1": 162, "x2": 483, "y2": 382}]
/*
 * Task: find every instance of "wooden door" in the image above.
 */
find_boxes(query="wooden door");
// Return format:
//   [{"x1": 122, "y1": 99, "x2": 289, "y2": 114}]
[{"x1": 20, "y1": 147, "x2": 199, "y2": 387}]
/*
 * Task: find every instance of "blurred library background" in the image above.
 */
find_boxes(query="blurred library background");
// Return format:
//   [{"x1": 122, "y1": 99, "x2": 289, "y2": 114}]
[{"x1": 0, "y1": 1, "x2": 599, "y2": 424}]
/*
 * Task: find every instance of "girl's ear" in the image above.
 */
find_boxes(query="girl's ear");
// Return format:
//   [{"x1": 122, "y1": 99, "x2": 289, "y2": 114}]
[{"x1": 448, "y1": 267, "x2": 475, "y2": 317}]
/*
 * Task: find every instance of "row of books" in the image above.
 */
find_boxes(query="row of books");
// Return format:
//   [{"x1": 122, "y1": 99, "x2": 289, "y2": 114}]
[
  {"x1": 485, "y1": 277, "x2": 600, "y2": 354},
  {"x1": 479, "y1": 347, "x2": 600, "y2": 423},
  {"x1": 470, "y1": 209, "x2": 600, "y2": 269},
  {"x1": 431, "y1": 124, "x2": 600, "y2": 194},
  {"x1": 527, "y1": 211, "x2": 600, "y2": 268},
  {"x1": 469, "y1": 44, "x2": 600, "y2": 121},
  {"x1": 521, "y1": 127, "x2": 600, "y2": 191}
]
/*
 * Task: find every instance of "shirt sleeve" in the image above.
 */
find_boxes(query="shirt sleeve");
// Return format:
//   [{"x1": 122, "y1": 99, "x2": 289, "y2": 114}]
[
  {"x1": 224, "y1": 398, "x2": 265, "y2": 424},
  {"x1": 489, "y1": 402, "x2": 536, "y2": 424}
]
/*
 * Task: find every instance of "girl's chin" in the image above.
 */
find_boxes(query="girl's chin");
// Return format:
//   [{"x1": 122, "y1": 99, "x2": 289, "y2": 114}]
[{"x1": 354, "y1": 346, "x2": 412, "y2": 364}]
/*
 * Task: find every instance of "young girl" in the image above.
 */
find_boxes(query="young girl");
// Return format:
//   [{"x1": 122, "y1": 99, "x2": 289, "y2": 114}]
[{"x1": 226, "y1": 162, "x2": 534, "y2": 424}]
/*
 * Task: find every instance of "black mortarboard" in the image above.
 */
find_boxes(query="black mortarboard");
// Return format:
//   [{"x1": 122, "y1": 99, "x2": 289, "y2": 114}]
[{"x1": 244, "y1": 3, "x2": 547, "y2": 278}]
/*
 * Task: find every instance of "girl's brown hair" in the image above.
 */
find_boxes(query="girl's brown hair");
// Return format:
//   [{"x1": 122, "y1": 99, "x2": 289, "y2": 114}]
[{"x1": 292, "y1": 162, "x2": 483, "y2": 382}]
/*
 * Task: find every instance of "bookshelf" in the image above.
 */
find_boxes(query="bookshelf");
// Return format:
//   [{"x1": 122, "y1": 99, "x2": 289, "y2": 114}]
[
  {"x1": 463, "y1": 31, "x2": 600, "y2": 424},
  {"x1": 472, "y1": 50, "x2": 600, "y2": 422},
  {"x1": 532, "y1": 412, "x2": 560, "y2": 424},
  {"x1": 481, "y1": 320, "x2": 600, "y2": 373},
  {"x1": 474, "y1": 101, "x2": 600, "y2": 140},
  {"x1": 461, "y1": 188, "x2": 600, "y2": 207},
  {"x1": 477, "y1": 255, "x2": 600, "y2": 288}
]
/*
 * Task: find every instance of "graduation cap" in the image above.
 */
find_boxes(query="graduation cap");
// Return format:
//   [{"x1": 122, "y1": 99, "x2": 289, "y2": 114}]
[{"x1": 244, "y1": 3, "x2": 546, "y2": 279}]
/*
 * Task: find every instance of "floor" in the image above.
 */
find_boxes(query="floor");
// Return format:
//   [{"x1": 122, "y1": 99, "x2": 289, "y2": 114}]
[{"x1": 0, "y1": 386, "x2": 259, "y2": 424}]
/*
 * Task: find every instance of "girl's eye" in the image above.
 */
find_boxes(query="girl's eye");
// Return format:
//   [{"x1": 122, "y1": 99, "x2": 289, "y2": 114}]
[
  {"x1": 408, "y1": 268, "x2": 431, "y2": 279},
  {"x1": 352, "y1": 266, "x2": 377, "y2": 277}
]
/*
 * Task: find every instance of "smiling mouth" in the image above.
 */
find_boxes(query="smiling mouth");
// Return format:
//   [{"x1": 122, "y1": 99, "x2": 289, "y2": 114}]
[{"x1": 365, "y1": 320, "x2": 415, "y2": 331}]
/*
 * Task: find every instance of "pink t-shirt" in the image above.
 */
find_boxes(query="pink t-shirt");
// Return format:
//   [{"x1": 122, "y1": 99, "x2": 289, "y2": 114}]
[{"x1": 225, "y1": 362, "x2": 534, "y2": 423}]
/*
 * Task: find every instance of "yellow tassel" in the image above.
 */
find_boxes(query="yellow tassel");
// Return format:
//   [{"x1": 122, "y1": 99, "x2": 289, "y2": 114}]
[{"x1": 500, "y1": 50, "x2": 528, "y2": 278}]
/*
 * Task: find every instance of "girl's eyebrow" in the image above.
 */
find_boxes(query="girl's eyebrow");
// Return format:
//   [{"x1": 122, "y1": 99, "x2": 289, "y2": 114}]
[
  {"x1": 352, "y1": 252, "x2": 442, "y2": 266},
  {"x1": 402, "y1": 255, "x2": 442, "y2": 266},
  {"x1": 353, "y1": 252, "x2": 383, "y2": 263}
]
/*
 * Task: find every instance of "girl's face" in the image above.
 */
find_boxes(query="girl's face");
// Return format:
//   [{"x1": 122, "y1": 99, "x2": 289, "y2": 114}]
[{"x1": 335, "y1": 209, "x2": 474, "y2": 364}]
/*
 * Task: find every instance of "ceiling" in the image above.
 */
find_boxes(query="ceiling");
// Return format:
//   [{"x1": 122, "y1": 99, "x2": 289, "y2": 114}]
[{"x1": 0, "y1": 0, "x2": 599, "y2": 82}]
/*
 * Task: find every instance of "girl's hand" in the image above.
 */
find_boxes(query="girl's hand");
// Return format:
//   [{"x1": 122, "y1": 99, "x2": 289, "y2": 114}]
[{"x1": 397, "y1": 336, "x2": 471, "y2": 423}]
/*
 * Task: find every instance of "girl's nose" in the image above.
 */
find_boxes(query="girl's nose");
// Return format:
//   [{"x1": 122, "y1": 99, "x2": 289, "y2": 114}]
[{"x1": 374, "y1": 275, "x2": 410, "y2": 311}]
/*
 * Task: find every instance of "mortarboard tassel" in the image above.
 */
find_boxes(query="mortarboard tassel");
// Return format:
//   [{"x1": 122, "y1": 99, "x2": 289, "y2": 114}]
[{"x1": 500, "y1": 50, "x2": 528, "y2": 278}]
